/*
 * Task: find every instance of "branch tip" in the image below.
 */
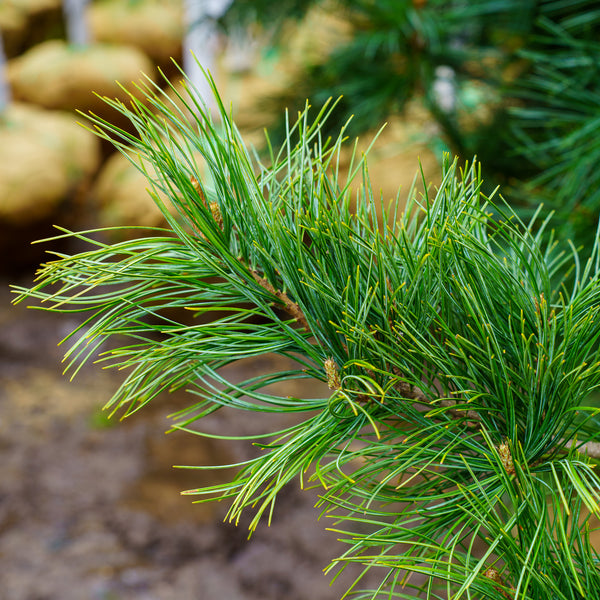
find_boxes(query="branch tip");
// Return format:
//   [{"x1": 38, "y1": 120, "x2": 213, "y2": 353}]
[
  {"x1": 324, "y1": 357, "x2": 341, "y2": 390},
  {"x1": 498, "y1": 439, "x2": 515, "y2": 476}
]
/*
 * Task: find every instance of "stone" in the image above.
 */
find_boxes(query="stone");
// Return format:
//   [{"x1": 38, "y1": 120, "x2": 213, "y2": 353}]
[
  {"x1": 92, "y1": 150, "x2": 170, "y2": 236},
  {"x1": 0, "y1": 0, "x2": 62, "y2": 58},
  {"x1": 0, "y1": 102, "x2": 100, "y2": 226},
  {"x1": 7, "y1": 39, "x2": 156, "y2": 116},
  {"x1": 89, "y1": 0, "x2": 183, "y2": 72},
  {"x1": 92, "y1": 145, "x2": 209, "y2": 239}
]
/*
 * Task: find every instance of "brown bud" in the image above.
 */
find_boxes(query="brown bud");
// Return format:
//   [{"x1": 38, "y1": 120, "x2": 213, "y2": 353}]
[
  {"x1": 498, "y1": 439, "x2": 515, "y2": 476},
  {"x1": 190, "y1": 176, "x2": 205, "y2": 203},
  {"x1": 209, "y1": 201, "x2": 223, "y2": 229},
  {"x1": 324, "y1": 358, "x2": 341, "y2": 390},
  {"x1": 190, "y1": 176, "x2": 222, "y2": 230},
  {"x1": 484, "y1": 567, "x2": 502, "y2": 583},
  {"x1": 484, "y1": 567, "x2": 514, "y2": 599}
]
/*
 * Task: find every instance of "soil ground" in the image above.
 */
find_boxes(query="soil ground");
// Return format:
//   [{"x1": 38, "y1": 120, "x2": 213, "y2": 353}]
[{"x1": 1, "y1": 279, "x2": 386, "y2": 600}]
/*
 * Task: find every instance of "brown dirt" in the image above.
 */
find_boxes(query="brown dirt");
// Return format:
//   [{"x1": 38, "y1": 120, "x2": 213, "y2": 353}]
[{"x1": 1, "y1": 279, "x2": 384, "y2": 600}]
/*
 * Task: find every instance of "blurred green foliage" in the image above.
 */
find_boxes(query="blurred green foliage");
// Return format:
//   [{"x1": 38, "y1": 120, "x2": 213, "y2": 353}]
[{"x1": 221, "y1": 0, "x2": 600, "y2": 249}]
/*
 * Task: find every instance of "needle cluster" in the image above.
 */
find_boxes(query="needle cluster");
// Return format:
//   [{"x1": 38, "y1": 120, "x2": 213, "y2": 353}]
[{"x1": 13, "y1": 71, "x2": 600, "y2": 599}]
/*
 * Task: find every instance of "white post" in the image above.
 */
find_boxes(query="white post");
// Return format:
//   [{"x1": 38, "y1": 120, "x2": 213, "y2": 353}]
[
  {"x1": 0, "y1": 30, "x2": 10, "y2": 113},
  {"x1": 62, "y1": 0, "x2": 90, "y2": 48},
  {"x1": 183, "y1": 0, "x2": 233, "y2": 109}
]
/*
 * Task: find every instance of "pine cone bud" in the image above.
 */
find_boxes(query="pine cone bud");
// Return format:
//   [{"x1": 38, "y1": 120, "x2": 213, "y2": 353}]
[
  {"x1": 324, "y1": 358, "x2": 341, "y2": 390},
  {"x1": 498, "y1": 439, "x2": 515, "y2": 475},
  {"x1": 484, "y1": 567, "x2": 502, "y2": 583}
]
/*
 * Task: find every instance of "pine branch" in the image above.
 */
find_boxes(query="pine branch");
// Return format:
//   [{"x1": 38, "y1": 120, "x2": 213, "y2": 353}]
[
  {"x1": 396, "y1": 380, "x2": 600, "y2": 460},
  {"x1": 246, "y1": 267, "x2": 311, "y2": 334},
  {"x1": 191, "y1": 169, "x2": 312, "y2": 335},
  {"x1": 565, "y1": 439, "x2": 600, "y2": 460},
  {"x1": 13, "y1": 68, "x2": 600, "y2": 599}
]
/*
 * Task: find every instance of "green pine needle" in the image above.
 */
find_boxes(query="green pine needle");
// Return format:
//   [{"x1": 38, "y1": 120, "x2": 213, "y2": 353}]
[{"x1": 12, "y1": 66, "x2": 600, "y2": 599}]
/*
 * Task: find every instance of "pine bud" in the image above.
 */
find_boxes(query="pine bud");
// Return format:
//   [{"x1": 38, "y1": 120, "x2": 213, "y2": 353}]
[
  {"x1": 190, "y1": 176, "x2": 222, "y2": 230},
  {"x1": 324, "y1": 358, "x2": 341, "y2": 390},
  {"x1": 484, "y1": 567, "x2": 502, "y2": 583},
  {"x1": 484, "y1": 567, "x2": 514, "y2": 599},
  {"x1": 190, "y1": 176, "x2": 206, "y2": 204},
  {"x1": 209, "y1": 201, "x2": 223, "y2": 229},
  {"x1": 498, "y1": 439, "x2": 515, "y2": 475}
]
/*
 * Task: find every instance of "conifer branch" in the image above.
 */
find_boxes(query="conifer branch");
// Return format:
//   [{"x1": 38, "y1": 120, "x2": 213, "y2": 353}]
[
  {"x1": 12, "y1": 70, "x2": 600, "y2": 599},
  {"x1": 392, "y1": 381, "x2": 600, "y2": 459},
  {"x1": 565, "y1": 439, "x2": 600, "y2": 460},
  {"x1": 247, "y1": 267, "x2": 311, "y2": 334}
]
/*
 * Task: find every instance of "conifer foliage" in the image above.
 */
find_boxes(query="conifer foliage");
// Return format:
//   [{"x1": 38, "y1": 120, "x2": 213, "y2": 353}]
[
  {"x1": 222, "y1": 0, "x2": 600, "y2": 249},
  {"x1": 13, "y1": 74, "x2": 600, "y2": 598}
]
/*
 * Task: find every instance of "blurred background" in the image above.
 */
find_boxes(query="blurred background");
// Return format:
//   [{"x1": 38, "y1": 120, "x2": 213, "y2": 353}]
[{"x1": 1, "y1": 1, "x2": 599, "y2": 598}]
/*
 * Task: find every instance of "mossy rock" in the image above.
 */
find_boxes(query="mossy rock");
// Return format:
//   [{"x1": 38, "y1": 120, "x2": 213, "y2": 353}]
[
  {"x1": 93, "y1": 147, "x2": 210, "y2": 240},
  {"x1": 0, "y1": 102, "x2": 100, "y2": 226},
  {"x1": 89, "y1": 0, "x2": 183, "y2": 73},
  {"x1": 7, "y1": 39, "x2": 156, "y2": 116},
  {"x1": 0, "y1": 102, "x2": 101, "y2": 272},
  {"x1": 0, "y1": 0, "x2": 63, "y2": 58},
  {"x1": 0, "y1": 3, "x2": 27, "y2": 57},
  {"x1": 92, "y1": 150, "x2": 170, "y2": 237}
]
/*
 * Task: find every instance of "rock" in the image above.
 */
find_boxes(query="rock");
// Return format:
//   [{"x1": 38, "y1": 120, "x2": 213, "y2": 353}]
[
  {"x1": 7, "y1": 39, "x2": 156, "y2": 116},
  {"x1": 0, "y1": 102, "x2": 99, "y2": 226},
  {"x1": 6, "y1": 0, "x2": 60, "y2": 12},
  {"x1": 0, "y1": 4, "x2": 27, "y2": 57},
  {"x1": 93, "y1": 146, "x2": 209, "y2": 238},
  {"x1": 89, "y1": 0, "x2": 183, "y2": 72},
  {"x1": 0, "y1": 102, "x2": 101, "y2": 273},
  {"x1": 0, "y1": 0, "x2": 62, "y2": 58},
  {"x1": 92, "y1": 150, "x2": 170, "y2": 236}
]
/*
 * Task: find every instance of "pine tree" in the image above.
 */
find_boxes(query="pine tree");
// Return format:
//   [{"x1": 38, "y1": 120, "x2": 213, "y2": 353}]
[{"x1": 13, "y1": 72, "x2": 600, "y2": 599}]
